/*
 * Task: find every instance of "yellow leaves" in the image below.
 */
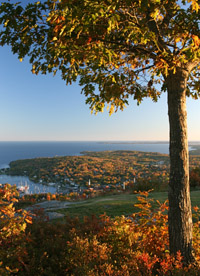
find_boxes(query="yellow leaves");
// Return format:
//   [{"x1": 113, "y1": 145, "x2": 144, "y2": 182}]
[
  {"x1": 131, "y1": 64, "x2": 136, "y2": 69},
  {"x1": 51, "y1": 15, "x2": 65, "y2": 34},
  {"x1": 112, "y1": 75, "x2": 116, "y2": 83},
  {"x1": 192, "y1": 35, "x2": 200, "y2": 47},
  {"x1": 11, "y1": 197, "x2": 18, "y2": 203},
  {"x1": 53, "y1": 25, "x2": 62, "y2": 33},
  {"x1": 4, "y1": 19, "x2": 9, "y2": 27},
  {"x1": 187, "y1": 0, "x2": 200, "y2": 12},
  {"x1": 19, "y1": 58, "x2": 23, "y2": 62},
  {"x1": 155, "y1": 60, "x2": 166, "y2": 74},
  {"x1": 70, "y1": 58, "x2": 75, "y2": 66},
  {"x1": 91, "y1": 101, "x2": 105, "y2": 115},
  {"x1": 32, "y1": 64, "x2": 36, "y2": 74},
  {"x1": 150, "y1": 8, "x2": 163, "y2": 21},
  {"x1": 174, "y1": 37, "x2": 181, "y2": 44},
  {"x1": 25, "y1": 216, "x2": 32, "y2": 224},
  {"x1": 109, "y1": 104, "x2": 115, "y2": 116},
  {"x1": 139, "y1": 191, "x2": 150, "y2": 197},
  {"x1": 155, "y1": 56, "x2": 181, "y2": 77},
  {"x1": 20, "y1": 222, "x2": 27, "y2": 232}
]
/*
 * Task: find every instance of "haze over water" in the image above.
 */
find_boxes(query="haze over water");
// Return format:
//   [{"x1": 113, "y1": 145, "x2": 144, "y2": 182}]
[
  {"x1": 0, "y1": 141, "x2": 171, "y2": 169},
  {"x1": 0, "y1": 141, "x2": 199, "y2": 194}
]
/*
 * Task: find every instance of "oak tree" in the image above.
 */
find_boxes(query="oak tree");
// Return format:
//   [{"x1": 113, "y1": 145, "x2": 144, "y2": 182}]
[{"x1": 0, "y1": 0, "x2": 200, "y2": 264}]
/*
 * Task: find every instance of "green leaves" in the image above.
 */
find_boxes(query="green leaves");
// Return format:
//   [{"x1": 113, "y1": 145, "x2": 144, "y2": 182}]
[{"x1": 0, "y1": 0, "x2": 199, "y2": 113}]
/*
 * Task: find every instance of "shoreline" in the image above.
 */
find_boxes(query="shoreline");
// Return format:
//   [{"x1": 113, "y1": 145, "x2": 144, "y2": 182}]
[
  {"x1": 1, "y1": 144, "x2": 200, "y2": 170},
  {"x1": 100, "y1": 141, "x2": 200, "y2": 145}
]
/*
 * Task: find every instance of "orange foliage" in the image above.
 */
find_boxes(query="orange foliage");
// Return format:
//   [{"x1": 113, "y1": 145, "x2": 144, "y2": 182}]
[
  {"x1": 46, "y1": 193, "x2": 51, "y2": 201},
  {"x1": 1, "y1": 186, "x2": 200, "y2": 275},
  {"x1": 0, "y1": 184, "x2": 32, "y2": 274}
]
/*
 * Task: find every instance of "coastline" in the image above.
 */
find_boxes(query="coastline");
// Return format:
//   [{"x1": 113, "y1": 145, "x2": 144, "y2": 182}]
[{"x1": 99, "y1": 141, "x2": 200, "y2": 145}]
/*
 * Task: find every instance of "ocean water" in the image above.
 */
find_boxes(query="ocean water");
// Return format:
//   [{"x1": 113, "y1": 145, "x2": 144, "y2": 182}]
[
  {"x1": 0, "y1": 141, "x2": 170, "y2": 169},
  {"x1": 1, "y1": 141, "x2": 198, "y2": 194},
  {"x1": 0, "y1": 174, "x2": 57, "y2": 194},
  {"x1": 0, "y1": 141, "x2": 170, "y2": 193}
]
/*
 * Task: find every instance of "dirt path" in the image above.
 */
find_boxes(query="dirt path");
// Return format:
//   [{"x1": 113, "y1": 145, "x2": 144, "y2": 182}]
[
  {"x1": 26, "y1": 200, "x2": 77, "y2": 220},
  {"x1": 25, "y1": 197, "x2": 115, "y2": 220}
]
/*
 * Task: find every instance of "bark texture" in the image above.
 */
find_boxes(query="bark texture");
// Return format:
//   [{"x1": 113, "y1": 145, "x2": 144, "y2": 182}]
[{"x1": 167, "y1": 68, "x2": 194, "y2": 264}]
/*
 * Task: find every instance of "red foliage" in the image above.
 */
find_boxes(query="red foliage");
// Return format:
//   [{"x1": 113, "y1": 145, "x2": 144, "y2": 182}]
[{"x1": 1, "y1": 186, "x2": 200, "y2": 275}]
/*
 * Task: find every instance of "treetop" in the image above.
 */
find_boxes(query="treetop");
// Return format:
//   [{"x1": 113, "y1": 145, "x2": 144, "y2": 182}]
[{"x1": 0, "y1": 0, "x2": 200, "y2": 113}]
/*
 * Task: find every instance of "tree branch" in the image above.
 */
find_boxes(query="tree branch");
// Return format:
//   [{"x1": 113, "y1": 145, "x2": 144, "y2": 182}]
[
  {"x1": 146, "y1": 8, "x2": 170, "y2": 54},
  {"x1": 134, "y1": 64, "x2": 155, "y2": 74},
  {"x1": 76, "y1": 33, "x2": 157, "y2": 59}
]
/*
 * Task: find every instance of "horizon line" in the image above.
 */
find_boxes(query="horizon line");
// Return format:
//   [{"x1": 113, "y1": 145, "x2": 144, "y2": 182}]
[{"x1": 0, "y1": 140, "x2": 200, "y2": 143}]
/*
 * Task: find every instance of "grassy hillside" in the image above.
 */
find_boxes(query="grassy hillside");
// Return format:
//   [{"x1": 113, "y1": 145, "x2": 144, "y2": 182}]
[{"x1": 56, "y1": 190, "x2": 200, "y2": 219}]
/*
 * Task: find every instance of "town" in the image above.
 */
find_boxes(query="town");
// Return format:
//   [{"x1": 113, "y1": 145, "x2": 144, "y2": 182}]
[{"x1": 2, "y1": 150, "x2": 200, "y2": 197}]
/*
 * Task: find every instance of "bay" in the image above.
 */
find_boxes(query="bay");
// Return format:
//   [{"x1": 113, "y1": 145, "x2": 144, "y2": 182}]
[
  {"x1": 0, "y1": 141, "x2": 170, "y2": 169},
  {"x1": 0, "y1": 141, "x2": 198, "y2": 194},
  {"x1": 0, "y1": 141, "x2": 169, "y2": 194},
  {"x1": 0, "y1": 174, "x2": 57, "y2": 194}
]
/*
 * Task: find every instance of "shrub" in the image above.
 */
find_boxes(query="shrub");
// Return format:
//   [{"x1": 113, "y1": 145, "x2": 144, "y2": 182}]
[
  {"x1": 0, "y1": 184, "x2": 32, "y2": 274},
  {"x1": 1, "y1": 185, "x2": 200, "y2": 275},
  {"x1": 190, "y1": 168, "x2": 200, "y2": 188}
]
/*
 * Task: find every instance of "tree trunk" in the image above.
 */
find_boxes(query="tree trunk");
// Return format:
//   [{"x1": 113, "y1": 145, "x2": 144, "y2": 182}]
[{"x1": 166, "y1": 68, "x2": 194, "y2": 264}]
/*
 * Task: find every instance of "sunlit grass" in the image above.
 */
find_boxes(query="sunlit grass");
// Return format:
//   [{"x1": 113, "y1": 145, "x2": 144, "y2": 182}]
[{"x1": 56, "y1": 190, "x2": 200, "y2": 220}]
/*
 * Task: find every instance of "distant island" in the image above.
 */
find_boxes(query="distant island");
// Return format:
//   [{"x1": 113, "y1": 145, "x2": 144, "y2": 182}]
[
  {"x1": 99, "y1": 141, "x2": 169, "y2": 144},
  {"x1": 99, "y1": 141, "x2": 200, "y2": 145}
]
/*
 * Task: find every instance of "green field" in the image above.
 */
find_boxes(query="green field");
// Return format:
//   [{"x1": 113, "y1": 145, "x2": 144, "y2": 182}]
[{"x1": 56, "y1": 190, "x2": 200, "y2": 219}]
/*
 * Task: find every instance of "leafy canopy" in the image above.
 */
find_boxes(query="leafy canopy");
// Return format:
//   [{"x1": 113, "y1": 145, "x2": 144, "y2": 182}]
[{"x1": 0, "y1": 0, "x2": 200, "y2": 114}]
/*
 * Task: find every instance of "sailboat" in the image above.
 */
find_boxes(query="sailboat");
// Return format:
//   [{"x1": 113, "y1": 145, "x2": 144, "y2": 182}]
[{"x1": 18, "y1": 181, "x2": 29, "y2": 194}]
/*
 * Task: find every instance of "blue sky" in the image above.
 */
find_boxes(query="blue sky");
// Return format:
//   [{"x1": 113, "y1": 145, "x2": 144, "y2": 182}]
[{"x1": 0, "y1": 45, "x2": 200, "y2": 142}]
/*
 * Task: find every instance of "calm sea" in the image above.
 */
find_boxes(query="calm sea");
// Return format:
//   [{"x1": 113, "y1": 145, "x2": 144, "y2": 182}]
[
  {"x1": 0, "y1": 141, "x2": 170, "y2": 169},
  {"x1": 1, "y1": 141, "x2": 199, "y2": 194},
  {"x1": 0, "y1": 141, "x2": 170, "y2": 193}
]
